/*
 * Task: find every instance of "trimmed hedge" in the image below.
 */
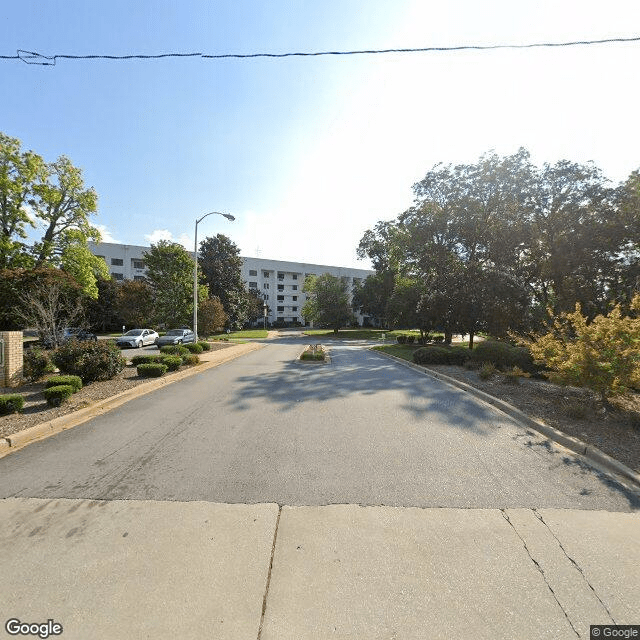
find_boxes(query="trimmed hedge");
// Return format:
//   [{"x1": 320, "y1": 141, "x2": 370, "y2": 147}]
[
  {"x1": 53, "y1": 340, "x2": 126, "y2": 383},
  {"x1": 160, "y1": 345, "x2": 189, "y2": 356},
  {"x1": 44, "y1": 384, "x2": 75, "y2": 407},
  {"x1": 131, "y1": 354, "x2": 161, "y2": 366},
  {"x1": 0, "y1": 394, "x2": 25, "y2": 415},
  {"x1": 182, "y1": 354, "x2": 200, "y2": 366},
  {"x1": 23, "y1": 347, "x2": 55, "y2": 382},
  {"x1": 184, "y1": 342, "x2": 203, "y2": 354},
  {"x1": 198, "y1": 341, "x2": 211, "y2": 351},
  {"x1": 159, "y1": 355, "x2": 182, "y2": 371},
  {"x1": 469, "y1": 340, "x2": 537, "y2": 373},
  {"x1": 413, "y1": 346, "x2": 469, "y2": 366},
  {"x1": 136, "y1": 363, "x2": 168, "y2": 377},
  {"x1": 45, "y1": 375, "x2": 82, "y2": 392}
]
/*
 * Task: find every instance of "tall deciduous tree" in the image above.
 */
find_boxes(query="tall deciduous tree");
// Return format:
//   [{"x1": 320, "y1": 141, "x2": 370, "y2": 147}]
[
  {"x1": 115, "y1": 280, "x2": 154, "y2": 329},
  {"x1": 198, "y1": 234, "x2": 248, "y2": 329},
  {"x1": 302, "y1": 274, "x2": 355, "y2": 333},
  {"x1": 0, "y1": 132, "x2": 46, "y2": 269},
  {"x1": 143, "y1": 240, "x2": 206, "y2": 328},
  {"x1": 197, "y1": 296, "x2": 228, "y2": 337}
]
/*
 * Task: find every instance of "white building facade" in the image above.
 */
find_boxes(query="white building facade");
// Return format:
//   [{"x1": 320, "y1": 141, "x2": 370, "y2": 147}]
[{"x1": 89, "y1": 242, "x2": 375, "y2": 326}]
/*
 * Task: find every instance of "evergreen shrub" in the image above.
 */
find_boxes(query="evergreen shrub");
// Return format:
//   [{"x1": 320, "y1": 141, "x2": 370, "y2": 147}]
[
  {"x1": 184, "y1": 342, "x2": 203, "y2": 354},
  {"x1": 23, "y1": 347, "x2": 55, "y2": 382},
  {"x1": 45, "y1": 375, "x2": 82, "y2": 392},
  {"x1": 0, "y1": 394, "x2": 24, "y2": 415},
  {"x1": 53, "y1": 340, "x2": 126, "y2": 383},
  {"x1": 136, "y1": 363, "x2": 168, "y2": 377},
  {"x1": 44, "y1": 385, "x2": 75, "y2": 406}
]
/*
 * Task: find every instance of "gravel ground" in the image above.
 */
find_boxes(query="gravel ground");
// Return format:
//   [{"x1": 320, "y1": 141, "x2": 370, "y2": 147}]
[{"x1": 426, "y1": 364, "x2": 640, "y2": 473}]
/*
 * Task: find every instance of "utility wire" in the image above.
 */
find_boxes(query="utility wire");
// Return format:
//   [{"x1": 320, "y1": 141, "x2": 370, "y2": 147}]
[{"x1": 5, "y1": 35, "x2": 640, "y2": 66}]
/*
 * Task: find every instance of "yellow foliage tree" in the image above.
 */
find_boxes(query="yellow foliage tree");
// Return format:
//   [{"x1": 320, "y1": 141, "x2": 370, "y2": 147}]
[{"x1": 527, "y1": 295, "x2": 640, "y2": 402}]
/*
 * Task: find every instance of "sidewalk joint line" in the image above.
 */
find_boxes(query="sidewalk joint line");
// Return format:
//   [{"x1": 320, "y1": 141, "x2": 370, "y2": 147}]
[
  {"x1": 500, "y1": 509, "x2": 580, "y2": 638},
  {"x1": 532, "y1": 509, "x2": 617, "y2": 624},
  {"x1": 257, "y1": 504, "x2": 282, "y2": 640}
]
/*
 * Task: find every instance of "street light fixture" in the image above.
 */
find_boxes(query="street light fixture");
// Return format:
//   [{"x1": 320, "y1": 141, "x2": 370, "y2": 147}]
[{"x1": 193, "y1": 211, "x2": 235, "y2": 342}]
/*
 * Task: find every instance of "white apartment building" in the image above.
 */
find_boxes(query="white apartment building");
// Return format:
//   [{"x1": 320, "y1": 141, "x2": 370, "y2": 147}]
[{"x1": 89, "y1": 242, "x2": 375, "y2": 326}]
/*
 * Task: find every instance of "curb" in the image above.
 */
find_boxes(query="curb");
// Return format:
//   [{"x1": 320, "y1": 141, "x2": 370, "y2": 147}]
[
  {"x1": 0, "y1": 342, "x2": 265, "y2": 458},
  {"x1": 374, "y1": 349, "x2": 640, "y2": 489}
]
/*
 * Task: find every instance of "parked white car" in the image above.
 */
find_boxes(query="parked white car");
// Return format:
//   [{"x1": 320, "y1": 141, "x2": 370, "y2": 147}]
[{"x1": 115, "y1": 329, "x2": 159, "y2": 348}]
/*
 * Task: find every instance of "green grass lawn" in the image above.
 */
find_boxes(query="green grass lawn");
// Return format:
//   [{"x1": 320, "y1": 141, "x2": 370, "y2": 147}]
[
  {"x1": 372, "y1": 343, "x2": 474, "y2": 362},
  {"x1": 302, "y1": 329, "x2": 430, "y2": 340},
  {"x1": 210, "y1": 329, "x2": 268, "y2": 339}
]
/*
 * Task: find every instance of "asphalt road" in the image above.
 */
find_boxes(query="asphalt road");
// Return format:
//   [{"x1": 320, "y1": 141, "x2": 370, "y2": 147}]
[{"x1": 1, "y1": 339, "x2": 638, "y2": 511}]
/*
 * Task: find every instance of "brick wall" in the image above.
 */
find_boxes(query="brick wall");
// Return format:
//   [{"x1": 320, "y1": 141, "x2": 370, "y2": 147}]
[{"x1": 0, "y1": 331, "x2": 23, "y2": 387}]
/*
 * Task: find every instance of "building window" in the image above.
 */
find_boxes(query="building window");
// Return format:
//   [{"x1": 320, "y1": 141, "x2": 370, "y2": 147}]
[
  {"x1": 277, "y1": 316, "x2": 284, "y2": 322},
  {"x1": 111, "y1": 258, "x2": 123, "y2": 266},
  {"x1": 277, "y1": 295, "x2": 284, "y2": 301},
  {"x1": 292, "y1": 296, "x2": 297, "y2": 301},
  {"x1": 264, "y1": 283, "x2": 269, "y2": 290},
  {"x1": 263, "y1": 294, "x2": 269, "y2": 300},
  {"x1": 263, "y1": 272, "x2": 270, "y2": 278},
  {"x1": 132, "y1": 259, "x2": 145, "y2": 269},
  {"x1": 249, "y1": 270, "x2": 257, "y2": 276},
  {"x1": 277, "y1": 272, "x2": 285, "y2": 280},
  {"x1": 292, "y1": 306, "x2": 298, "y2": 311},
  {"x1": 112, "y1": 272, "x2": 124, "y2": 280},
  {"x1": 277, "y1": 306, "x2": 284, "y2": 312},
  {"x1": 292, "y1": 274, "x2": 298, "y2": 280},
  {"x1": 133, "y1": 275, "x2": 145, "y2": 281},
  {"x1": 249, "y1": 282, "x2": 257, "y2": 288},
  {"x1": 292, "y1": 285, "x2": 298, "y2": 291},
  {"x1": 277, "y1": 285, "x2": 284, "y2": 291}
]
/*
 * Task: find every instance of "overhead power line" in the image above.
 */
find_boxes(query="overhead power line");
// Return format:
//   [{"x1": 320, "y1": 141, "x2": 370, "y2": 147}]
[{"x1": 4, "y1": 35, "x2": 640, "y2": 66}]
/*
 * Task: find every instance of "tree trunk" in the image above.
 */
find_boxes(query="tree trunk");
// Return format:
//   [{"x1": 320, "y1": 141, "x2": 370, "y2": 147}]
[
  {"x1": 468, "y1": 332, "x2": 474, "y2": 349},
  {"x1": 444, "y1": 329, "x2": 453, "y2": 345}
]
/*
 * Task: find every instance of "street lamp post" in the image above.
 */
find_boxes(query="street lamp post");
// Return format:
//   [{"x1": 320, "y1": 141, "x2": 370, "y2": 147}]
[{"x1": 193, "y1": 211, "x2": 235, "y2": 342}]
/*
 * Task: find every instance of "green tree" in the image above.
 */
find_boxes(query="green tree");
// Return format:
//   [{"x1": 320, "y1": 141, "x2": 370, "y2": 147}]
[
  {"x1": 245, "y1": 287, "x2": 266, "y2": 326},
  {"x1": 352, "y1": 271, "x2": 395, "y2": 328},
  {"x1": 0, "y1": 132, "x2": 46, "y2": 269},
  {"x1": 115, "y1": 279, "x2": 154, "y2": 329},
  {"x1": 31, "y1": 155, "x2": 99, "y2": 268},
  {"x1": 86, "y1": 277, "x2": 123, "y2": 332},
  {"x1": 0, "y1": 267, "x2": 85, "y2": 331},
  {"x1": 198, "y1": 234, "x2": 247, "y2": 329},
  {"x1": 197, "y1": 296, "x2": 228, "y2": 337},
  {"x1": 59, "y1": 230, "x2": 109, "y2": 298},
  {"x1": 302, "y1": 274, "x2": 355, "y2": 333},
  {"x1": 144, "y1": 240, "x2": 206, "y2": 328}
]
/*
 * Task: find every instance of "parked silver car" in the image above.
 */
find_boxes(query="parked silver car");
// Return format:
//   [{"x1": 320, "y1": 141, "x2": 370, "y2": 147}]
[
  {"x1": 115, "y1": 329, "x2": 159, "y2": 348},
  {"x1": 155, "y1": 328, "x2": 196, "y2": 347}
]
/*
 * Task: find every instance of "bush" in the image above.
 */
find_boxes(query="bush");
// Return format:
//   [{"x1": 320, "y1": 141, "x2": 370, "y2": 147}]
[
  {"x1": 406, "y1": 335, "x2": 415, "y2": 344},
  {"x1": 525, "y1": 295, "x2": 640, "y2": 401},
  {"x1": 158, "y1": 354, "x2": 182, "y2": 371},
  {"x1": 45, "y1": 375, "x2": 82, "y2": 392},
  {"x1": 136, "y1": 363, "x2": 168, "y2": 377},
  {"x1": 0, "y1": 394, "x2": 24, "y2": 415},
  {"x1": 469, "y1": 340, "x2": 536, "y2": 373},
  {"x1": 131, "y1": 354, "x2": 161, "y2": 366},
  {"x1": 478, "y1": 363, "x2": 498, "y2": 380},
  {"x1": 501, "y1": 366, "x2": 529, "y2": 385},
  {"x1": 184, "y1": 342, "x2": 203, "y2": 354},
  {"x1": 396, "y1": 335, "x2": 407, "y2": 344},
  {"x1": 23, "y1": 347, "x2": 55, "y2": 382},
  {"x1": 198, "y1": 341, "x2": 211, "y2": 351},
  {"x1": 160, "y1": 345, "x2": 189, "y2": 356},
  {"x1": 182, "y1": 354, "x2": 200, "y2": 366},
  {"x1": 413, "y1": 346, "x2": 469, "y2": 366},
  {"x1": 53, "y1": 339, "x2": 126, "y2": 383},
  {"x1": 43, "y1": 384, "x2": 75, "y2": 407}
]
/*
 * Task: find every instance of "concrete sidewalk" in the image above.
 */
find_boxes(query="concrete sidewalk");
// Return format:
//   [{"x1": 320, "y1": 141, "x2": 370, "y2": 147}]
[{"x1": 1, "y1": 498, "x2": 638, "y2": 639}]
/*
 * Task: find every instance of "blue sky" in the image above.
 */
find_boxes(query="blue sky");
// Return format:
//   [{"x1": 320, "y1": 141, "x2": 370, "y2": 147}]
[{"x1": 2, "y1": 0, "x2": 640, "y2": 268}]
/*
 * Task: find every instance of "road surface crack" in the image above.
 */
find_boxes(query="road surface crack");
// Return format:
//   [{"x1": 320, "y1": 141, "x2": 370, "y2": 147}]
[
  {"x1": 533, "y1": 509, "x2": 617, "y2": 624},
  {"x1": 500, "y1": 510, "x2": 580, "y2": 638},
  {"x1": 257, "y1": 504, "x2": 281, "y2": 640}
]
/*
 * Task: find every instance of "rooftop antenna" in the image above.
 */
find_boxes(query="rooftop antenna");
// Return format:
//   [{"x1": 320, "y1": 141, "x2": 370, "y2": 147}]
[{"x1": 256, "y1": 246, "x2": 262, "y2": 257}]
